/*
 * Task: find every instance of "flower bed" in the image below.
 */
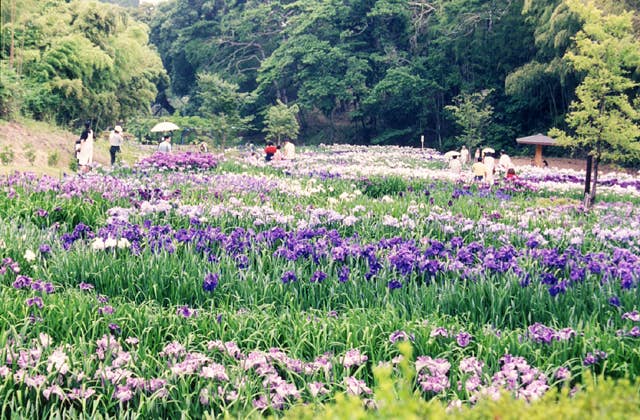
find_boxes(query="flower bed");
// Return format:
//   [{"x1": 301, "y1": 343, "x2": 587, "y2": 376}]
[{"x1": 0, "y1": 146, "x2": 638, "y2": 417}]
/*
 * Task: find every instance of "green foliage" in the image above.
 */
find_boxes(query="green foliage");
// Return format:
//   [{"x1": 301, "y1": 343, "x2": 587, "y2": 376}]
[
  {"x1": 149, "y1": 0, "x2": 538, "y2": 146},
  {"x1": 0, "y1": 63, "x2": 23, "y2": 120},
  {"x1": 23, "y1": 143, "x2": 36, "y2": 165},
  {"x1": 357, "y1": 176, "x2": 409, "y2": 198},
  {"x1": 0, "y1": 0, "x2": 166, "y2": 128},
  {"x1": 285, "y1": 343, "x2": 640, "y2": 419},
  {"x1": 445, "y1": 89, "x2": 494, "y2": 151},
  {"x1": 264, "y1": 100, "x2": 300, "y2": 144},
  {"x1": 196, "y1": 72, "x2": 253, "y2": 150},
  {"x1": 549, "y1": 0, "x2": 640, "y2": 204},
  {"x1": 0, "y1": 145, "x2": 14, "y2": 165},
  {"x1": 47, "y1": 150, "x2": 59, "y2": 167}
]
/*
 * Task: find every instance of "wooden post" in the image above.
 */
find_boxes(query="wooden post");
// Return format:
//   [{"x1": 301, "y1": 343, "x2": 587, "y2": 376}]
[{"x1": 534, "y1": 144, "x2": 543, "y2": 167}]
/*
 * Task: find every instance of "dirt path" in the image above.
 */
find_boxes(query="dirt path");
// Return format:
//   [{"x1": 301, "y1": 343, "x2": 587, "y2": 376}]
[{"x1": 511, "y1": 156, "x2": 638, "y2": 175}]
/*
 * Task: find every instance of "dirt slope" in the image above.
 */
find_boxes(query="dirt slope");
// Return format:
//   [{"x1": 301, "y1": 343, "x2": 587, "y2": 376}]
[{"x1": 0, "y1": 120, "x2": 128, "y2": 176}]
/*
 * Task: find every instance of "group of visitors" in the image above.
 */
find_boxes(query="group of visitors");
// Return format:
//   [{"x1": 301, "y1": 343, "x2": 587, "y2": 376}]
[
  {"x1": 448, "y1": 145, "x2": 516, "y2": 185},
  {"x1": 264, "y1": 140, "x2": 296, "y2": 162},
  {"x1": 73, "y1": 121, "x2": 217, "y2": 175},
  {"x1": 74, "y1": 121, "x2": 124, "y2": 173}
]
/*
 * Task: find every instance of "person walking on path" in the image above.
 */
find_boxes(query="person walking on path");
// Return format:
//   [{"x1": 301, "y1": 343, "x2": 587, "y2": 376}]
[
  {"x1": 483, "y1": 152, "x2": 496, "y2": 186},
  {"x1": 109, "y1": 125, "x2": 123, "y2": 166},
  {"x1": 460, "y1": 145, "x2": 469, "y2": 166},
  {"x1": 77, "y1": 120, "x2": 94, "y2": 173},
  {"x1": 449, "y1": 154, "x2": 462, "y2": 174}
]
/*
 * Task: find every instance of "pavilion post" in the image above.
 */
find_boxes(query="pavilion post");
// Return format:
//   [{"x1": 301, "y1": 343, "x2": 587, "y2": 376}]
[{"x1": 534, "y1": 145, "x2": 543, "y2": 167}]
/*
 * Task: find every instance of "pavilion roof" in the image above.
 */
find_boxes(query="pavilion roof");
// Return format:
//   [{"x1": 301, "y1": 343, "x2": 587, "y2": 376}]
[{"x1": 516, "y1": 134, "x2": 559, "y2": 146}]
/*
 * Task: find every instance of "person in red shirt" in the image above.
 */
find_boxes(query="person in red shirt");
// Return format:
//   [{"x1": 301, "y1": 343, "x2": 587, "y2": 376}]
[{"x1": 264, "y1": 142, "x2": 277, "y2": 161}]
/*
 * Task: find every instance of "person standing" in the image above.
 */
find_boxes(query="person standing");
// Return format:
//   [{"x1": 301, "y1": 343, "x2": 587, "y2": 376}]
[
  {"x1": 109, "y1": 125, "x2": 123, "y2": 166},
  {"x1": 460, "y1": 145, "x2": 469, "y2": 166},
  {"x1": 449, "y1": 154, "x2": 462, "y2": 174},
  {"x1": 77, "y1": 120, "x2": 94, "y2": 173},
  {"x1": 158, "y1": 135, "x2": 172, "y2": 153},
  {"x1": 483, "y1": 152, "x2": 496, "y2": 186},
  {"x1": 282, "y1": 140, "x2": 296, "y2": 159},
  {"x1": 471, "y1": 157, "x2": 487, "y2": 183},
  {"x1": 498, "y1": 150, "x2": 513, "y2": 173},
  {"x1": 264, "y1": 142, "x2": 277, "y2": 161}
]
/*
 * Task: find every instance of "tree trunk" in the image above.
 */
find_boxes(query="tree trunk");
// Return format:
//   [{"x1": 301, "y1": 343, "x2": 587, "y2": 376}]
[
  {"x1": 329, "y1": 109, "x2": 336, "y2": 142},
  {"x1": 589, "y1": 155, "x2": 599, "y2": 207},
  {"x1": 584, "y1": 155, "x2": 592, "y2": 196},
  {"x1": 435, "y1": 92, "x2": 443, "y2": 150},
  {"x1": 9, "y1": 0, "x2": 16, "y2": 69}
]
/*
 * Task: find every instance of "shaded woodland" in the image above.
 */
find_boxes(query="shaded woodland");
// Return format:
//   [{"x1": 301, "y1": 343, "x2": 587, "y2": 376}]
[{"x1": 2, "y1": 0, "x2": 639, "y2": 154}]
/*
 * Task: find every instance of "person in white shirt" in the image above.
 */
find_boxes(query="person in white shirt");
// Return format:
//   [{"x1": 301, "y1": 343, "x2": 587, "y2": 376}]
[
  {"x1": 158, "y1": 135, "x2": 172, "y2": 153},
  {"x1": 77, "y1": 120, "x2": 94, "y2": 173},
  {"x1": 498, "y1": 150, "x2": 513, "y2": 173},
  {"x1": 448, "y1": 155, "x2": 462, "y2": 174},
  {"x1": 282, "y1": 140, "x2": 296, "y2": 159},
  {"x1": 483, "y1": 152, "x2": 496, "y2": 185},
  {"x1": 460, "y1": 145, "x2": 469, "y2": 166},
  {"x1": 109, "y1": 125, "x2": 123, "y2": 166}
]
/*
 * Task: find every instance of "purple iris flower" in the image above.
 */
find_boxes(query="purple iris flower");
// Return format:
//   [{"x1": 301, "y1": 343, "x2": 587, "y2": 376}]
[
  {"x1": 387, "y1": 279, "x2": 402, "y2": 290},
  {"x1": 338, "y1": 266, "x2": 350, "y2": 283},
  {"x1": 310, "y1": 270, "x2": 327, "y2": 283},
  {"x1": 389, "y1": 330, "x2": 414, "y2": 343},
  {"x1": 26, "y1": 296, "x2": 44, "y2": 308},
  {"x1": 281, "y1": 271, "x2": 298, "y2": 284},
  {"x1": 177, "y1": 305, "x2": 197, "y2": 318},
  {"x1": 456, "y1": 332, "x2": 472, "y2": 347},
  {"x1": 203, "y1": 272, "x2": 219, "y2": 292}
]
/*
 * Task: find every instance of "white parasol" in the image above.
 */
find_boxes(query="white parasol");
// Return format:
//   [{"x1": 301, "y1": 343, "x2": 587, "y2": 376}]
[
  {"x1": 150, "y1": 122, "x2": 180, "y2": 132},
  {"x1": 443, "y1": 150, "x2": 461, "y2": 159},
  {"x1": 482, "y1": 147, "x2": 495, "y2": 155}
]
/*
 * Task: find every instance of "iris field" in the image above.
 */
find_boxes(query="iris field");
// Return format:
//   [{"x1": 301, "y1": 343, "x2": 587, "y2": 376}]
[{"x1": 1, "y1": 145, "x2": 639, "y2": 418}]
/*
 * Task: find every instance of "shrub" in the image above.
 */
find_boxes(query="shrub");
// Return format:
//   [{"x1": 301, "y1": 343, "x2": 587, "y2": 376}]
[
  {"x1": 284, "y1": 344, "x2": 640, "y2": 420},
  {"x1": 0, "y1": 145, "x2": 14, "y2": 165},
  {"x1": 47, "y1": 151, "x2": 59, "y2": 167},
  {"x1": 357, "y1": 176, "x2": 408, "y2": 197},
  {"x1": 23, "y1": 143, "x2": 36, "y2": 165},
  {"x1": 0, "y1": 63, "x2": 23, "y2": 120}
]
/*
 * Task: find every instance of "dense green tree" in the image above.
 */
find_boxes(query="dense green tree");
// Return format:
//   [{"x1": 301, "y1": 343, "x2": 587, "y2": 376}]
[
  {"x1": 196, "y1": 72, "x2": 253, "y2": 150},
  {"x1": 445, "y1": 89, "x2": 494, "y2": 152},
  {"x1": 0, "y1": 0, "x2": 166, "y2": 128},
  {"x1": 263, "y1": 100, "x2": 300, "y2": 145},
  {"x1": 549, "y1": 0, "x2": 640, "y2": 206},
  {"x1": 141, "y1": 0, "x2": 640, "y2": 156}
]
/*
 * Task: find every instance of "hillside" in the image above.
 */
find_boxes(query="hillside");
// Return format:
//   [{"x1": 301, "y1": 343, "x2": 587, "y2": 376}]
[{"x1": 0, "y1": 120, "x2": 146, "y2": 176}]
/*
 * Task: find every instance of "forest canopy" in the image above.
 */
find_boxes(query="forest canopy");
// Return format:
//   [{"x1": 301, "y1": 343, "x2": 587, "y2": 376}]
[
  {"x1": 1, "y1": 0, "x2": 639, "y2": 156},
  {"x1": 0, "y1": 0, "x2": 167, "y2": 128},
  {"x1": 147, "y1": 0, "x2": 640, "y2": 152}
]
